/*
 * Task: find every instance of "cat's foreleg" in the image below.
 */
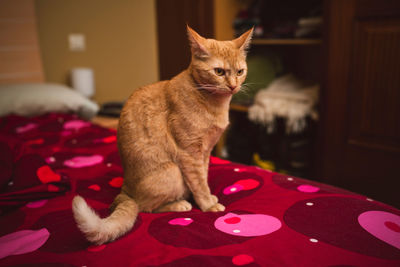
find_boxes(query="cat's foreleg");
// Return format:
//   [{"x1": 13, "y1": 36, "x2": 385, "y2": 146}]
[{"x1": 178, "y1": 152, "x2": 225, "y2": 212}]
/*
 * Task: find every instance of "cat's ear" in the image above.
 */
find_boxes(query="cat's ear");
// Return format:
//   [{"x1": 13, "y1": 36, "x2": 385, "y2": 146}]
[
  {"x1": 233, "y1": 27, "x2": 254, "y2": 55},
  {"x1": 187, "y1": 25, "x2": 210, "y2": 59}
]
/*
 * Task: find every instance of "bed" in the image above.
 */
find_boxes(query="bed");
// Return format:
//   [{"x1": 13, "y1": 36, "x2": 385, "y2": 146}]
[
  {"x1": 1, "y1": 2, "x2": 399, "y2": 264},
  {"x1": 0, "y1": 105, "x2": 399, "y2": 266}
]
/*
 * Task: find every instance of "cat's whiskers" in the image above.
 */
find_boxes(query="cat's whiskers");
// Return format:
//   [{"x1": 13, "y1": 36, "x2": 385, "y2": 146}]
[
  {"x1": 234, "y1": 84, "x2": 252, "y2": 96},
  {"x1": 196, "y1": 83, "x2": 228, "y2": 94}
]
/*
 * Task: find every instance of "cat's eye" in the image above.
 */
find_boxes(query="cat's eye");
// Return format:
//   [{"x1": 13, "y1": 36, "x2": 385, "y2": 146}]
[
  {"x1": 237, "y1": 69, "x2": 244, "y2": 76},
  {"x1": 214, "y1": 68, "x2": 225, "y2": 76}
]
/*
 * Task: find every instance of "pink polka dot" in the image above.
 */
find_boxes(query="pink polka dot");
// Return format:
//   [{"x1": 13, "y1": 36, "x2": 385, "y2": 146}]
[
  {"x1": 87, "y1": 244, "x2": 106, "y2": 252},
  {"x1": 358, "y1": 210, "x2": 400, "y2": 250},
  {"x1": 88, "y1": 184, "x2": 101, "y2": 191},
  {"x1": 385, "y1": 221, "x2": 400, "y2": 233},
  {"x1": 16, "y1": 123, "x2": 37, "y2": 134},
  {"x1": 109, "y1": 177, "x2": 123, "y2": 188},
  {"x1": 224, "y1": 217, "x2": 241, "y2": 224},
  {"x1": 232, "y1": 254, "x2": 254, "y2": 266},
  {"x1": 223, "y1": 184, "x2": 244, "y2": 195},
  {"x1": 235, "y1": 179, "x2": 260, "y2": 190},
  {"x1": 215, "y1": 213, "x2": 282, "y2": 237},
  {"x1": 0, "y1": 228, "x2": 50, "y2": 259},
  {"x1": 297, "y1": 184, "x2": 320, "y2": 193},
  {"x1": 64, "y1": 155, "x2": 104, "y2": 168},
  {"x1": 63, "y1": 120, "x2": 90, "y2": 131},
  {"x1": 45, "y1": 156, "x2": 56, "y2": 164},
  {"x1": 168, "y1": 218, "x2": 193, "y2": 226},
  {"x1": 26, "y1": 199, "x2": 48, "y2": 208}
]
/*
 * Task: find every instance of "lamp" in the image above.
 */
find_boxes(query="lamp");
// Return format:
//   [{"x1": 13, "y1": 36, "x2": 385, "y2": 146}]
[{"x1": 70, "y1": 68, "x2": 95, "y2": 98}]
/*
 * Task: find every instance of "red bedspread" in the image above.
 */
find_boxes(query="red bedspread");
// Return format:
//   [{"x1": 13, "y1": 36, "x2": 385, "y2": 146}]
[{"x1": 0, "y1": 113, "x2": 399, "y2": 267}]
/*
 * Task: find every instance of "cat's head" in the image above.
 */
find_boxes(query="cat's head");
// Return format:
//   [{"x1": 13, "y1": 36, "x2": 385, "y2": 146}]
[{"x1": 187, "y1": 26, "x2": 253, "y2": 95}]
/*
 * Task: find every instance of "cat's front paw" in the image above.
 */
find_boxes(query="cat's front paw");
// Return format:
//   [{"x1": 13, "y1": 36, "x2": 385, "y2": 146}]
[
  {"x1": 206, "y1": 203, "x2": 226, "y2": 212},
  {"x1": 210, "y1": 195, "x2": 218, "y2": 204},
  {"x1": 197, "y1": 194, "x2": 224, "y2": 212}
]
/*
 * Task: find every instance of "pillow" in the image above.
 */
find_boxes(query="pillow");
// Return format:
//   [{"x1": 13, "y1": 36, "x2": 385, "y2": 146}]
[{"x1": 0, "y1": 83, "x2": 99, "y2": 119}]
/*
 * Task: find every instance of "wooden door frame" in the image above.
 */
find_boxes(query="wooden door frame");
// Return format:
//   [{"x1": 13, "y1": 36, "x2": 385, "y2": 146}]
[{"x1": 156, "y1": 0, "x2": 214, "y2": 81}]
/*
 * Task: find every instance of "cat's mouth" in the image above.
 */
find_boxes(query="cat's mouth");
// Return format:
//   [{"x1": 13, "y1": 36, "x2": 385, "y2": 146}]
[{"x1": 199, "y1": 85, "x2": 239, "y2": 95}]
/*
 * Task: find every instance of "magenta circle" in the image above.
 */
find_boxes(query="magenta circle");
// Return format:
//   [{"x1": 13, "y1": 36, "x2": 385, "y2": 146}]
[
  {"x1": 358, "y1": 210, "x2": 400, "y2": 250},
  {"x1": 297, "y1": 184, "x2": 320, "y2": 193},
  {"x1": 223, "y1": 184, "x2": 244, "y2": 195}
]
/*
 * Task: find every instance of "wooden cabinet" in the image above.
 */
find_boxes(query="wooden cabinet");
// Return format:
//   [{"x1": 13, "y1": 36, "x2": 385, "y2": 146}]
[
  {"x1": 155, "y1": 0, "x2": 400, "y2": 207},
  {"x1": 317, "y1": 0, "x2": 400, "y2": 207},
  {"x1": 156, "y1": 0, "x2": 214, "y2": 80}
]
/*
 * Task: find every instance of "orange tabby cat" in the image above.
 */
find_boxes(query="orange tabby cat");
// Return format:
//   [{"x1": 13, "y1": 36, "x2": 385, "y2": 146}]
[{"x1": 72, "y1": 26, "x2": 253, "y2": 244}]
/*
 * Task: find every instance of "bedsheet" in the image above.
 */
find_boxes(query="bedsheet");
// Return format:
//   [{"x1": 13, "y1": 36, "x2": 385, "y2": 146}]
[{"x1": 0, "y1": 113, "x2": 399, "y2": 267}]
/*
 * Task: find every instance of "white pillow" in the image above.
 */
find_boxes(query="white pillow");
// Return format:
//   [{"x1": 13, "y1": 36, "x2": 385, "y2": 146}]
[{"x1": 0, "y1": 83, "x2": 99, "y2": 119}]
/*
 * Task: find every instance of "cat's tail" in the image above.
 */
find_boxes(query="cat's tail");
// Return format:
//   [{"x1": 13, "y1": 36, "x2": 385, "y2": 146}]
[{"x1": 72, "y1": 194, "x2": 139, "y2": 245}]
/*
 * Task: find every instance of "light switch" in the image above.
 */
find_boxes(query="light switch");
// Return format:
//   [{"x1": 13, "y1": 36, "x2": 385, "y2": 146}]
[{"x1": 69, "y1": 33, "x2": 86, "y2": 51}]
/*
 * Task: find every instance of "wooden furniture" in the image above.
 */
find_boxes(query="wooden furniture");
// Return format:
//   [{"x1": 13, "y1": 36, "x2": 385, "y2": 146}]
[
  {"x1": 156, "y1": 0, "x2": 214, "y2": 80},
  {"x1": 91, "y1": 116, "x2": 119, "y2": 130},
  {"x1": 214, "y1": 104, "x2": 249, "y2": 158},
  {"x1": 316, "y1": 0, "x2": 400, "y2": 206},
  {"x1": 155, "y1": 0, "x2": 400, "y2": 206}
]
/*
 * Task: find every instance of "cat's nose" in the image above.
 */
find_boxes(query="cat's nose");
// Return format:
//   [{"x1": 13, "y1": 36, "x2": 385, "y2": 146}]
[{"x1": 228, "y1": 85, "x2": 237, "y2": 91}]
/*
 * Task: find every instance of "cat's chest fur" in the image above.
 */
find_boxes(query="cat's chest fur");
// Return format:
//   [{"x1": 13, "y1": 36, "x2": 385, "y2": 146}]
[
  {"x1": 166, "y1": 73, "x2": 230, "y2": 154},
  {"x1": 169, "y1": 103, "x2": 229, "y2": 154},
  {"x1": 205, "y1": 122, "x2": 227, "y2": 152}
]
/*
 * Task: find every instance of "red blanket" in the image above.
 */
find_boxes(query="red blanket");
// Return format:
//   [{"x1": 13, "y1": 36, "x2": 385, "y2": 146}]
[{"x1": 0, "y1": 113, "x2": 399, "y2": 266}]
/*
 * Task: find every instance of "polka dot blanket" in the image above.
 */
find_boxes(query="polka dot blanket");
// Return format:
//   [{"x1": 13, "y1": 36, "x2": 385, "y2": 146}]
[{"x1": 0, "y1": 113, "x2": 399, "y2": 267}]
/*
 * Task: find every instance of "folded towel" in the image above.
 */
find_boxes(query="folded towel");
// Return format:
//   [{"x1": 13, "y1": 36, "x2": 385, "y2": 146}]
[{"x1": 248, "y1": 74, "x2": 319, "y2": 134}]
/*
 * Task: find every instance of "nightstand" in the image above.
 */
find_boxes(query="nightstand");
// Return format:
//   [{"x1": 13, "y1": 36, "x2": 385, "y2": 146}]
[{"x1": 91, "y1": 116, "x2": 119, "y2": 129}]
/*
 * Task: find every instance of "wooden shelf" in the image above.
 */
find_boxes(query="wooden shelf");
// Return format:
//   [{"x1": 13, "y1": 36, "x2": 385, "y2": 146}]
[
  {"x1": 252, "y1": 38, "x2": 322, "y2": 45},
  {"x1": 230, "y1": 103, "x2": 250, "y2": 112}
]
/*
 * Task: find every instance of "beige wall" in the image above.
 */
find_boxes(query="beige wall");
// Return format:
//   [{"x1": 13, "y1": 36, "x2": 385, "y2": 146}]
[{"x1": 35, "y1": 0, "x2": 159, "y2": 104}]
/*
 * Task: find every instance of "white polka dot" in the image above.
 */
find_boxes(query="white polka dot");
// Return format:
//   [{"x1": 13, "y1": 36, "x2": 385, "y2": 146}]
[
  {"x1": 366, "y1": 198, "x2": 374, "y2": 202},
  {"x1": 184, "y1": 218, "x2": 192, "y2": 221},
  {"x1": 8, "y1": 181, "x2": 14, "y2": 186},
  {"x1": 234, "y1": 168, "x2": 240, "y2": 172},
  {"x1": 306, "y1": 202, "x2": 314, "y2": 206},
  {"x1": 49, "y1": 157, "x2": 55, "y2": 162},
  {"x1": 287, "y1": 177, "x2": 294, "y2": 181},
  {"x1": 230, "y1": 188, "x2": 237, "y2": 192},
  {"x1": 107, "y1": 163, "x2": 112, "y2": 167},
  {"x1": 233, "y1": 229, "x2": 241, "y2": 233},
  {"x1": 310, "y1": 238, "x2": 318, "y2": 243}
]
